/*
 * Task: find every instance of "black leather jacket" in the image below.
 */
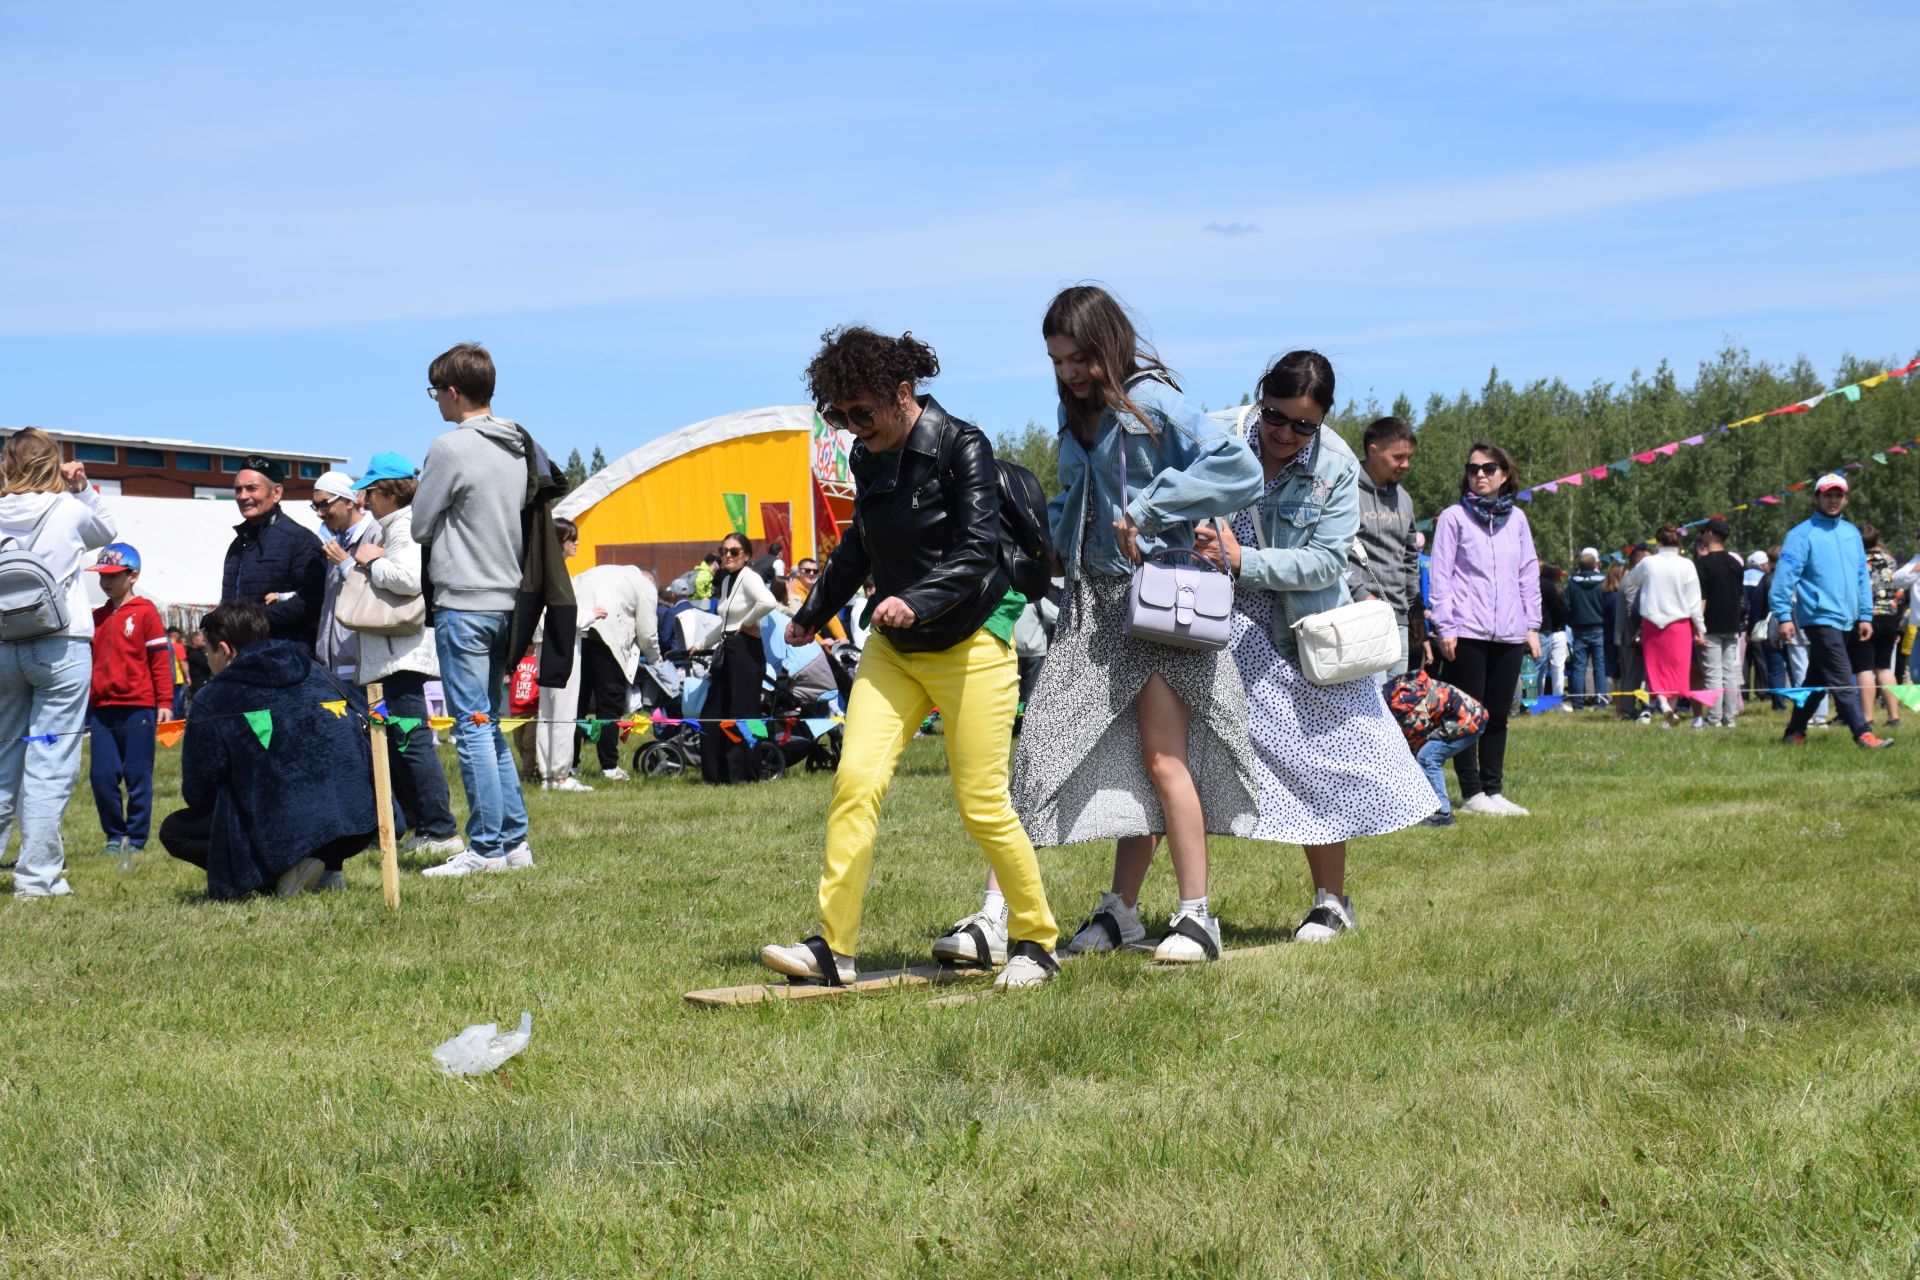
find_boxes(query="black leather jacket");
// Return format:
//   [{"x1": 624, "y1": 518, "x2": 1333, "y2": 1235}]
[{"x1": 794, "y1": 396, "x2": 1009, "y2": 653}]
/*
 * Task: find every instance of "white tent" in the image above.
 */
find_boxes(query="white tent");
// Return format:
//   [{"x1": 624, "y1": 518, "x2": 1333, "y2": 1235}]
[{"x1": 83, "y1": 495, "x2": 327, "y2": 622}]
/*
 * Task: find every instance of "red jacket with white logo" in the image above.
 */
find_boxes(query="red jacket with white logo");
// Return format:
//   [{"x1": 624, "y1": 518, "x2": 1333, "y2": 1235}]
[{"x1": 90, "y1": 595, "x2": 173, "y2": 709}]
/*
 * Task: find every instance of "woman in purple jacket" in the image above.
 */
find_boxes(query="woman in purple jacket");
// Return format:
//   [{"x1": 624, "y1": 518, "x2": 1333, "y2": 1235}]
[{"x1": 1427, "y1": 442, "x2": 1540, "y2": 816}]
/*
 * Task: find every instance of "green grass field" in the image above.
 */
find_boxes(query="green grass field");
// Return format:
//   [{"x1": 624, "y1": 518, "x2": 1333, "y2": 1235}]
[{"x1": 3, "y1": 710, "x2": 1918, "y2": 1278}]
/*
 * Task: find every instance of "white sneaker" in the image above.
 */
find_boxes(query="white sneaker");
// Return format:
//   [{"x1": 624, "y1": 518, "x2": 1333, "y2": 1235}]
[
  {"x1": 760, "y1": 935, "x2": 857, "y2": 984},
  {"x1": 1295, "y1": 889, "x2": 1356, "y2": 942},
  {"x1": 1690, "y1": 716, "x2": 1706, "y2": 730},
  {"x1": 932, "y1": 909, "x2": 1009, "y2": 967},
  {"x1": 275, "y1": 856, "x2": 326, "y2": 898},
  {"x1": 1484, "y1": 793, "x2": 1530, "y2": 816},
  {"x1": 993, "y1": 942, "x2": 1061, "y2": 989},
  {"x1": 1065, "y1": 891, "x2": 1147, "y2": 954},
  {"x1": 1152, "y1": 908, "x2": 1222, "y2": 963},
  {"x1": 602, "y1": 767, "x2": 631, "y2": 782},
  {"x1": 546, "y1": 776, "x2": 594, "y2": 793},
  {"x1": 403, "y1": 834, "x2": 466, "y2": 858},
  {"x1": 497, "y1": 842, "x2": 535, "y2": 870},
  {"x1": 421, "y1": 849, "x2": 504, "y2": 878},
  {"x1": 1457, "y1": 792, "x2": 1503, "y2": 815}
]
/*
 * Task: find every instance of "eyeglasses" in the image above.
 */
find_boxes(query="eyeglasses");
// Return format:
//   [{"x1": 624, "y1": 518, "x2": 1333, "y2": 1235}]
[
  {"x1": 1256, "y1": 405, "x2": 1322, "y2": 435},
  {"x1": 720, "y1": 547, "x2": 744, "y2": 558},
  {"x1": 797, "y1": 566, "x2": 819, "y2": 578},
  {"x1": 310, "y1": 496, "x2": 344, "y2": 513},
  {"x1": 1464, "y1": 461, "x2": 1505, "y2": 477},
  {"x1": 820, "y1": 404, "x2": 877, "y2": 432},
  {"x1": 427, "y1": 388, "x2": 442, "y2": 401}
]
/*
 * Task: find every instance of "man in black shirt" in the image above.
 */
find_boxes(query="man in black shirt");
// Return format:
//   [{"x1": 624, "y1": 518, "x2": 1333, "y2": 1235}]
[{"x1": 1693, "y1": 519, "x2": 1747, "y2": 728}]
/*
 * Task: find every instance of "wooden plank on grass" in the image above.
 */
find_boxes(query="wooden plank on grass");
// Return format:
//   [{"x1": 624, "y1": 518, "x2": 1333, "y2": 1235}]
[
  {"x1": 685, "y1": 964, "x2": 968, "y2": 1007},
  {"x1": 927, "y1": 944, "x2": 1288, "y2": 1009}
]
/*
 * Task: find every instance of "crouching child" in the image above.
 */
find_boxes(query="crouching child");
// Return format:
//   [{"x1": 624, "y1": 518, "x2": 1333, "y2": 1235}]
[{"x1": 1384, "y1": 670, "x2": 1489, "y2": 829}]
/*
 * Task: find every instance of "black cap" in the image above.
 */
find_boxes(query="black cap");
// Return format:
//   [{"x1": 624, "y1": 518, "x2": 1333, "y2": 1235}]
[
  {"x1": 1701, "y1": 517, "x2": 1729, "y2": 539},
  {"x1": 238, "y1": 455, "x2": 287, "y2": 484}
]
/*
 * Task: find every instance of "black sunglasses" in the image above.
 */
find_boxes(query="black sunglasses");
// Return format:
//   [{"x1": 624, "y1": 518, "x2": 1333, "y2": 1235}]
[
  {"x1": 820, "y1": 404, "x2": 877, "y2": 432},
  {"x1": 1257, "y1": 404, "x2": 1322, "y2": 435},
  {"x1": 1464, "y1": 461, "x2": 1505, "y2": 477}
]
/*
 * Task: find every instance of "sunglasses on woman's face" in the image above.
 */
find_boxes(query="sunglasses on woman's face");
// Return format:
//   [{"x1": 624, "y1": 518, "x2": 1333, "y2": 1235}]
[
  {"x1": 1464, "y1": 461, "x2": 1505, "y2": 477},
  {"x1": 1257, "y1": 405, "x2": 1322, "y2": 435},
  {"x1": 721, "y1": 547, "x2": 744, "y2": 558},
  {"x1": 820, "y1": 404, "x2": 877, "y2": 432}
]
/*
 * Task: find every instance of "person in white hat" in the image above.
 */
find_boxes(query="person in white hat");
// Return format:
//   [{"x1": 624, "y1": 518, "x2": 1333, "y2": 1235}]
[
  {"x1": 310, "y1": 469, "x2": 383, "y2": 684},
  {"x1": 1768, "y1": 473, "x2": 1891, "y2": 748}
]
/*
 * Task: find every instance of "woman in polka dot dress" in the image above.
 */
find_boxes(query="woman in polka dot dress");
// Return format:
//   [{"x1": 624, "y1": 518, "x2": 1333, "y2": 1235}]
[{"x1": 1194, "y1": 351, "x2": 1437, "y2": 941}]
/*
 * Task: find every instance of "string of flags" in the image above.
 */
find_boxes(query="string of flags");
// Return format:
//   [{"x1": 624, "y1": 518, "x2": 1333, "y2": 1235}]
[
  {"x1": 1411, "y1": 353, "x2": 1920, "y2": 532},
  {"x1": 1660, "y1": 431, "x2": 1920, "y2": 542},
  {"x1": 1523, "y1": 684, "x2": 1920, "y2": 714}
]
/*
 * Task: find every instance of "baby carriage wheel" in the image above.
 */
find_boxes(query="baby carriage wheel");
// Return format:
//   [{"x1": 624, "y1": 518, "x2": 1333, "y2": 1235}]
[
  {"x1": 751, "y1": 741, "x2": 787, "y2": 782},
  {"x1": 637, "y1": 739, "x2": 685, "y2": 777}
]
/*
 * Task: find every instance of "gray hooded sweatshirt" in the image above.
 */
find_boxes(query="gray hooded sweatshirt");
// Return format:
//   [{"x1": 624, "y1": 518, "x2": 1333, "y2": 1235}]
[{"x1": 411, "y1": 416, "x2": 527, "y2": 612}]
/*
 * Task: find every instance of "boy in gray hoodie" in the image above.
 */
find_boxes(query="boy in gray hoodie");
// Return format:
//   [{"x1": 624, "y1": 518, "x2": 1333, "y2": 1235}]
[{"x1": 411, "y1": 343, "x2": 535, "y2": 877}]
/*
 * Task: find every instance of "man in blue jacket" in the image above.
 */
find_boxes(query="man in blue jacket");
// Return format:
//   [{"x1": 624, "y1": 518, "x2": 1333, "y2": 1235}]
[
  {"x1": 1564, "y1": 547, "x2": 1609, "y2": 708},
  {"x1": 1769, "y1": 474, "x2": 1892, "y2": 749},
  {"x1": 221, "y1": 455, "x2": 328, "y2": 648}
]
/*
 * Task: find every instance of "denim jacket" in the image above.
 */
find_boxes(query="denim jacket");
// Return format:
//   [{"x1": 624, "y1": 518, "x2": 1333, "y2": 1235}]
[
  {"x1": 1049, "y1": 378, "x2": 1265, "y2": 579},
  {"x1": 1233, "y1": 420, "x2": 1362, "y2": 661}
]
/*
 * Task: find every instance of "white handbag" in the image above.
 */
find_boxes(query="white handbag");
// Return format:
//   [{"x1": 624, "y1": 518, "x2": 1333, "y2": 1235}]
[{"x1": 1276, "y1": 533, "x2": 1401, "y2": 687}]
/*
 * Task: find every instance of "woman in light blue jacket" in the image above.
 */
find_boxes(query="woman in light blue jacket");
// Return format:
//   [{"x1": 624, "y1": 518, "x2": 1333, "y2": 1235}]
[
  {"x1": 943, "y1": 286, "x2": 1264, "y2": 968},
  {"x1": 1194, "y1": 352, "x2": 1435, "y2": 942}
]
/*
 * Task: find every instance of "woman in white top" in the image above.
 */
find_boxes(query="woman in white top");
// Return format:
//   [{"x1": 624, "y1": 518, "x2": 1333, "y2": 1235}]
[
  {"x1": 1625, "y1": 525, "x2": 1705, "y2": 726},
  {"x1": 699, "y1": 531, "x2": 778, "y2": 784},
  {"x1": 0, "y1": 429, "x2": 117, "y2": 898}
]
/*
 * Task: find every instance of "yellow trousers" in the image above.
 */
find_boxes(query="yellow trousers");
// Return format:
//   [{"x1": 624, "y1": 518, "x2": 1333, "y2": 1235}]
[{"x1": 819, "y1": 628, "x2": 1058, "y2": 956}]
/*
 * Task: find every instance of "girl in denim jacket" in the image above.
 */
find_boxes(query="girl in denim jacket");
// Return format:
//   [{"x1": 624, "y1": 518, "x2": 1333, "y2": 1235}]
[
  {"x1": 934, "y1": 286, "x2": 1264, "y2": 970},
  {"x1": 1193, "y1": 352, "x2": 1437, "y2": 943}
]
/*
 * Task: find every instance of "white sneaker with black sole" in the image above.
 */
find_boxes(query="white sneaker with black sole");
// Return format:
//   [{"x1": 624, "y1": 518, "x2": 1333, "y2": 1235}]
[
  {"x1": 932, "y1": 910, "x2": 1009, "y2": 968},
  {"x1": 760, "y1": 935, "x2": 857, "y2": 985},
  {"x1": 993, "y1": 940, "x2": 1061, "y2": 989},
  {"x1": 1152, "y1": 908, "x2": 1222, "y2": 963},
  {"x1": 1064, "y1": 892, "x2": 1147, "y2": 954},
  {"x1": 1295, "y1": 889, "x2": 1355, "y2": 942}
]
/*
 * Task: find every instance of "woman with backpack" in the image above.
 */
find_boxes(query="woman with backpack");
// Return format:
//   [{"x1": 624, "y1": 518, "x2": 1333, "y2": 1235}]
[
  {"x1": 978, "y1": 285, "x2": 1264, "y2": 967},
  {"x1": 0, "y1": 428, "x2": 118, "y2": 900},
  {"x1": 760, "y1": 326, "x2": 1063, "y2": 990}
]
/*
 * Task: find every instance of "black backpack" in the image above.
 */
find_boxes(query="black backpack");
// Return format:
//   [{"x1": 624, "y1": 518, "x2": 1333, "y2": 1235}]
[{"x1": 935, "y1": 425, "x2": 1055, "y2": 602}]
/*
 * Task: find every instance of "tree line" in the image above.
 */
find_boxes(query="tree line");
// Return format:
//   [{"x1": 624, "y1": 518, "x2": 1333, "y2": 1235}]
[{"x1": 994, "y1": 346, "x2": 1920, "y2": 566}]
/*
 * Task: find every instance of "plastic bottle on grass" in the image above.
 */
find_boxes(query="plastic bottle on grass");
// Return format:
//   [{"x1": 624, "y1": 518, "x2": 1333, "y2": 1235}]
[{"x1": 432, "y1": 1012, "x2": 533, "y2": 1076}]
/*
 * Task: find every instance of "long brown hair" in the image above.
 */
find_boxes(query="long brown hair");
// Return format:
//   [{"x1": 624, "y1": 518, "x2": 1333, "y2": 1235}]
[
  {"x1": 1, "y1": 429, "x2": 64, "y2": 495},
  {"x1": 1041, "y1": 285, "x2": 1179, "y2": 445}
]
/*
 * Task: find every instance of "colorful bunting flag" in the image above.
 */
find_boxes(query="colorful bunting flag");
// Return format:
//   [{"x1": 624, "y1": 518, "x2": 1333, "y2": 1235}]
[
  {"x1": 155, "y1": 719, "x2": 187, "y2": 748},
  {"x1": 1681, "y1": 434, "x2": 1705, "y2": 446},
  {"x1": 243, "y1": 710, "x2": 272, "y2": 750},
  {"x1": 1890, "y1": 685, "x2": 1920, "y2": 712},
  {"x1": 320, "y1": 700, "x2": 347, "y2": 719},
  {"x1": 1586, "y1": 466, "x2": 1607, "y2": 480},
  {"x1": 1777, "y1": 688, "x2": 1814, "y2": 707},
  {"x1": 428, "y1": 716, "x2": 456, "y2": 732}
]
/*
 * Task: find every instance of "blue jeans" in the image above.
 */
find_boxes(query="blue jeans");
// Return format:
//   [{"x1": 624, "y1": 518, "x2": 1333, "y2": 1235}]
[
  {"x1": 433, "y1": 609, "x2": 529, "y2": 858},
  {"x1": 0, "y1": 635, "x2": 92, "y2": 896},
  {"x1": 88, "y1": 705, "x2": 157, "y2": 847},
  {"x1": 1415, "y1": 728, "x2": 1483, "y2": 817},
  {"x1": 1567, "y1": 625, "x2": 1608, "y2": 707}
]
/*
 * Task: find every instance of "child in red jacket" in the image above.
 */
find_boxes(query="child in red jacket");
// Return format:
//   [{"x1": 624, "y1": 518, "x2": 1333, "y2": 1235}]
[{"x1": 86, "y1": 543, "x2": 172, "y2": 866}]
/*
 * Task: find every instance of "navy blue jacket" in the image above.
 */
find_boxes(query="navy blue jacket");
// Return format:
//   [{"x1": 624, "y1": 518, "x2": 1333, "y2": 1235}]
[
  {"x1": 180, "y1": 640, "x2": 377, "y2": 899},
  {"x1": 223, "y1": 507, "x2": 328, "y2": 647}
]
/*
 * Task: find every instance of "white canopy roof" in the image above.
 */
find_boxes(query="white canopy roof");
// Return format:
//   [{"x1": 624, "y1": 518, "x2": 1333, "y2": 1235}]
[{"x1": 554, "y1": 404, "x2": 817, "y2": 520}]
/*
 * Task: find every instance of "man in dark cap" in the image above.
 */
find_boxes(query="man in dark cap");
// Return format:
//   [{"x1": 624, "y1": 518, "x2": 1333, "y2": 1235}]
[{"x1": 221, "y1": 455, "x2": 327, "y2": 647}]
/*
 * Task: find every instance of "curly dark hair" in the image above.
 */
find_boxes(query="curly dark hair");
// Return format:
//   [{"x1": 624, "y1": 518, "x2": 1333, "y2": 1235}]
[{"x1": 804, "y1": 326, "x2": 940, "y2": 409}]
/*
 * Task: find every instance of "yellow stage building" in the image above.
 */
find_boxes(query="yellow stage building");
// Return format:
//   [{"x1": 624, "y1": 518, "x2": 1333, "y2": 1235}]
[{"x1": 553, "y1": 405, "x2": 854, "y2": 584}]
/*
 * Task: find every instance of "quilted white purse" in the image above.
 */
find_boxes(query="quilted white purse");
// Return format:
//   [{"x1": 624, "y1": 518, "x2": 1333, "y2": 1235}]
[{"x1": 1288, "y1": 542, "x2": 1401, "y2": 686}]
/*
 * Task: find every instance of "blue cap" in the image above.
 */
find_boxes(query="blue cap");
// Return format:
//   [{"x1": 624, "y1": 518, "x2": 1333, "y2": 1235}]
[
  {"x1": 86, "y1": 543, "x2": 141, "y2": 573},
  {"x1": 354, "y1": 451, "x2": 418, "y2": 489}
]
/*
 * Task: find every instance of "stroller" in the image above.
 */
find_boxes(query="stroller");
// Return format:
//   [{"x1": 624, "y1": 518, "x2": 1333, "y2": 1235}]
[{"x1": 632, "y1": 616, "x2": 852, "y2": 781}]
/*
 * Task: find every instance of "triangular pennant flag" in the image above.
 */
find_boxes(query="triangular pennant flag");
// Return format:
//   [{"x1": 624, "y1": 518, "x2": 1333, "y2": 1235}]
[
  {"x1": 1727, "y1": 414, "x2": 1766, "y2": 428},
  {"x1": 1757, "y1": 494, "x2": 1781, "y2": 505},
  {"x1": 804, "y1": 717, "x2": 837, "y2": 738},
  {"x1": 1632, "y1": 689, "x2": 1650, "y2": 704},
  {"x1": 1608, "y1": 460, "x2": 1632, "y2": 475},
  {"x1": 468, "y1": 711, "x2": 491, "y2": 727},
  {"x1": 1767, "y1": 404, "x2": 1809, "y2": 417},
  {"x1": 370, "y1": 701, "x2": 388, "y2": 719},
  {"x1": 1655, "y1": 442, "x2": 1679, "y2": 457},
  {"x1": 1843, "y1": 461, "x2": 1863, "y2": 471},
  {"x1": 744, "y1": 718, "x2": 769, "y2": 741},
  {"x1": 1560, "y1": 472, "x2": 1583, "y2": 487},
  {"x1": 1681, "y1": 434, "x2": 1705, "y2": 446},
  {"x1": 1798, "y1": 393, "x2": 1827, "y2": 410},
  {"x1": 1873, "y1": 453, "x2": 1888, "y2": 465},
  {"x1": 1525, "y1": 694, "x2": 1564, "y2": 715},
  {"x1": 1786, "y1": 482, "x2": 1808, "y2": 492},
  {"x1": 1688, "y1": 689, "x2": 1723, "y2": 705},
  {"x1": 576, "y1": 718, "x2": 603, "y2": 742},
  {"x1": 1891, "y1": 445, "x2": 1911, "y2": 455},
  {"x1": 1541, "y1": 481, "x2": 1559, "y2": 494},
  {"x1": 1839, "y1": 385, "x2": 1862, "y2": 403},
  {"x1": 1633, "y1": 451, "x2": 1657, "y2": 464},
  {"x1": 1732, "y1": 504, "x2": 1749, "y2": 512},
  {"x1": 20, "y1": 733, "x2": 57, "y2": 745},
  {"x1": 498, "y1": 717, "x2": 530, "y2": 730},
  {"x1": 244, "y1": 710, "x2": 273, "y2": 750},
  {"x1": 1891, "y1": 685, "x2": 1920, "y2": 712},
  {"x1": 320, "y1": 700, "x2": 347, "y2": 719},
  {"x1": 1586, "y1": 466, "x2": 1607, "y2": 480},
  {"x1": 1514, "y1": 493, "x2": 1531, "y2": 504},
  {"x1": 1860, "y1": 373, "x2": 1890, "y2": 389},
  {"x1": 428, "y1": 716, "x2": 455, "y2": 732},
  {"x1": 155, "y1": 719, "x2": 187, "y2": 748},
  {"x1": 388, "y1": 716, "x2": 422, "y2": 750},
  {"x1": 1776, "y1": 688, "x2": 1813, "y2": 707},
  {"x1": 1891, "y1": 357, "x2": 1920, "y2": 377}
]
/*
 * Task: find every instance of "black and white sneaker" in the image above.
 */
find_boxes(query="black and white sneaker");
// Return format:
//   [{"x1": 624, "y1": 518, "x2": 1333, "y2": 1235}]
[
  {"x1": 1151, "y1": 909, "x2": 1222, "y2": 964},
  {"x1": 1294, "y1": 889, "x2": 1356, "y2": 943},
  {"x1": 1065, "y1": 892, "x2": 1147, "y2": 954},
  {"x1": 759, "y1": 935, "x2": 856, "y2": 985},
  {"x1": 992, "y1": 940, "x2": 1061, "y2": 989},
  {"x1": 932, "y1": 909, "x2": 1009, "y2": 969}
]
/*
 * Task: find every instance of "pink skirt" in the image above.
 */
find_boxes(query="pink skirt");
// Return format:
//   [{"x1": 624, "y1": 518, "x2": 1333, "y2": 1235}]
[{"x1": 1641, "y1": 619, "x2": 1693, "y2": 698}]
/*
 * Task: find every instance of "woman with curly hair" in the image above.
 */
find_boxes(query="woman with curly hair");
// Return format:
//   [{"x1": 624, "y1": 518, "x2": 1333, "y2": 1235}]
[
  {"x1": 759, "y1": 326, "x2": 1062, "y2": 990},
  {"x1": 981, "y1": 285, "x2": 1263, "y2": 966}
]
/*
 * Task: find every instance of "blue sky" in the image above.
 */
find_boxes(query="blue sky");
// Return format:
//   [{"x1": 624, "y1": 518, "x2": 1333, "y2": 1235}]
[{"x1": 3, "y1": 1, "x2": 1915, "y2": 473}]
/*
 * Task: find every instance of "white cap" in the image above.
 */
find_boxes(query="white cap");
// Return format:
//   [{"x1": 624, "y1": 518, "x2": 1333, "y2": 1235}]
[
  {"x1": 1579, "y1": 546, "x2": 1599, "y2": 562},
  {"x1": 1747, "y1": 550, "x2": 1769, "y2": 567},
  {"x1": 312, "y1": 470, "x2": 357, "y2": 500},
  {"x1": 1814, "y1": 472, "x2": 1848, "y2": 493}
]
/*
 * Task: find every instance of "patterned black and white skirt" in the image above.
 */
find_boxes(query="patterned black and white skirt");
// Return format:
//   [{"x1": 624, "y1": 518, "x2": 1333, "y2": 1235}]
[{"x1": 1011, "y1": 573, "x2": 1260, "y2": 847}]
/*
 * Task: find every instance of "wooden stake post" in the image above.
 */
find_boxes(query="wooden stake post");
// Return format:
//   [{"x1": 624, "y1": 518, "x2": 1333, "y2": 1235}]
[{"x1": 367, "y1": 680, "x2": 400, "y2": 910}]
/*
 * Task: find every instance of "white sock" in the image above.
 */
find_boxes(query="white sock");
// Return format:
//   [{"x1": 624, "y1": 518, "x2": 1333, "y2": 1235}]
[
  {"x1": 1177, "y1": 895, "x2": 1210, "y2": 920},
  {"x1": 981, "y1": 889, "x2": 1007, "y2": 919}
]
